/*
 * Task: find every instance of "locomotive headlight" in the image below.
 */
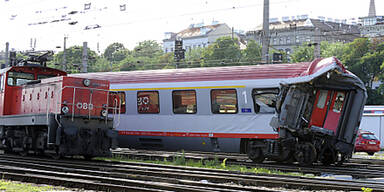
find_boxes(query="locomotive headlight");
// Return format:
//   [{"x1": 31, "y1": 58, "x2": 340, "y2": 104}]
[
  {"x1": 101, "y1": 110, "x2": 108, "y2": 117},
  {"x1": 62, "y1": 106, "x2": 69, "y2": 114},
  {"x1": 83, "y1": 79, "x2": 91, "y2": 87}
]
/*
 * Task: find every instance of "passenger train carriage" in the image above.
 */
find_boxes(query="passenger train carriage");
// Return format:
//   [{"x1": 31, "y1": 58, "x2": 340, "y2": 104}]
[
  {"x1": 72, "y1": 57, "x2": 366, "y2": 165},
  {"x1": 0, "y1": 52, "x2": 119, "y2": 159}
]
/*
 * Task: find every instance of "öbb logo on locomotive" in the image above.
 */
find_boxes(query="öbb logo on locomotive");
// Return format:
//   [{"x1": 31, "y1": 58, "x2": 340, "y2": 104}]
[
  {"x1": 72, "y1": 57, "x2": 367, "y2": 166},
  {"x1": 0, "y1": 51, "x2": 122, "y2": 159},
  {"x1": 76, "y1": 102, "x2": 94, "y2": 110}
]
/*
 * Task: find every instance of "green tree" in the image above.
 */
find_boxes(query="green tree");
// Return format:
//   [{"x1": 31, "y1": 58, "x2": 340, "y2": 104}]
[
  {"x1": 128, "y1": 40, "x2": 164, "y2": 70},
  {"x1": 93, "y1": 57, "x2": 111, "y2": 72},
  {"x1": 51, "y1": 46, "x2": 98, "y2": 73},
  {"x1": 133, "y1": 40, "x2": 163, "y2": 58},
  {"x1": 241, "y1": 40, "x2": 262, "y2": 65},
  {"x1": 159, "y1": 52, "x2": 176, "y2": 69},
  {"x1": 338, "y1": 38, "x2": 384, "y2": 105},
  {"x1": 119, "y1": 56, "x2": 137, "y2": 71},
  {"x1": 202, "y1": 36, "x2": 241, "y2": 67},
  {"x1": 104, "y1": 42, "x2": 126, "y2": 62},
  {"x1": 290, "y1": 43, "x2": 314, "y2": 62},
  {"x1": 320, "y1": 42, "x2": 346, "y2": 59},
  {"x1": 185, "y1": 47, "x2": 205, "y2": 68},
  {"x1": 341, "y1": 38, "x2": 381, "y2": 88}
]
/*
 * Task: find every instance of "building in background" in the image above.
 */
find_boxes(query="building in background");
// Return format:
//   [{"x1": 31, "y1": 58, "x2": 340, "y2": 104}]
[
  {"x1": 0, "y1": 51, "x2": 4, "y2": 66},
  {"x1": 163, "y1": 22, "x2": 244, "y2": 53},
  {"x1": 359, "y1": 0, "x2": 384, "y2": 38},
  {"x1": 245, "y1": 15, "x2": 360, "y2": 55}
]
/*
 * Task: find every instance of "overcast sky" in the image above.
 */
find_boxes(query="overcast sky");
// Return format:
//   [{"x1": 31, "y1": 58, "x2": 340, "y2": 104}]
[{"x1": 0, "y1": 0, "x2": 382, "y2": 53}]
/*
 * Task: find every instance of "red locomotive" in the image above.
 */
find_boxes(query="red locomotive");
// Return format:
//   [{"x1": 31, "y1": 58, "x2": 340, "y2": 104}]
[{"x1": 0, "y1": 51, "x2": 119, "y2": 159}]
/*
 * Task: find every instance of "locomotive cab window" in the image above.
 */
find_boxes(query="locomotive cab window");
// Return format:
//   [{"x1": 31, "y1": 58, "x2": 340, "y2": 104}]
[
  {"x1": 137, "y1": 91, "x2": 160, "y2": 114},
  {"x1": 172, "y1": 90, "x2": 197, "y2": 114},
  {"x1": 211, "y1": 89, "x2": 238, "y2": 114},
  {"x1": 7, "y1": 72, "x2": 35, "y2": 86},
  {"x1": 252, "y1": 88, "x2": 279, "y2": 113},
  {"x1": 38, "y1": 74, "x2": 57, "y2": 79}
]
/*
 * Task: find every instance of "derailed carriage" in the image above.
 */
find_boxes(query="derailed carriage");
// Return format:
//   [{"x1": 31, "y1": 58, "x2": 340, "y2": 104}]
[
  {"x1": 0, "y1": 52, "x2": 119, "y2": 158},
  {"x1": 72, "y1": 57, "x2": 366, "y2": 165},
  {"x1": 251, "y1": 57, "x2": 366, "y2": 165}
]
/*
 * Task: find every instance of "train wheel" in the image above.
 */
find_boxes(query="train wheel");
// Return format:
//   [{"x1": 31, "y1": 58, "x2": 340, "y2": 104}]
[
  {"x1": 277, "y1": 149, "x2": 294, "y2": 164},
  {"x1": 247, "y1": 141, "x2": 265, "y2": 163},
  {"x1": 320, "y1": 148, "x2": 336, "y2": 166},
  {"x1": 295, "y1": 142, "x2": 317, "y2": 166}
]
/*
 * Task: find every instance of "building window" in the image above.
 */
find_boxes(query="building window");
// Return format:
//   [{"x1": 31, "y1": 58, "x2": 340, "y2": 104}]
[
  {"x1": 296, "y1": 35, "x2": 300, "y2": 43},
  {"x1": 273, "y1": 38, "x2": 277, "y2": 45},
  {"x1": 211, "y1": 89, "x2": 238, "y2": 114},
  {"x1": 252, "y1": 88, "x2": 279, "y2": 113},
  {"x1": 279, "y1": 37, "x2": 284, "y2": 45},
  {"x1": 287, "y1": 37, "x2": 291, "y2": 44},
  {"x1": 172, "y1": 90, "x2": 197, "y2": 114},
  {"x1": 137, "y1": 91, "x2": 160, "y2": 114}
]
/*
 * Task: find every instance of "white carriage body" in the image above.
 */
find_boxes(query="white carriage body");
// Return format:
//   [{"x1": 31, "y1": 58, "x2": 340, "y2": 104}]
[{"x1": 71, "y1": 57, "x2": 366, "y2": 154}]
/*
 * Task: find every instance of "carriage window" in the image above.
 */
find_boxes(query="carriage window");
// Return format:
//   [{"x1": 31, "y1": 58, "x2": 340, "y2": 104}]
[
  {"x1": 109, "y1": 92, "x2": 126, "y2": 114},
  {"x1": 333, "y1": 92, "x2": 345, "y2": 113},
  {"x1": 211, "y1": 89, "x2": 237, "y2": 114},
  {"x1": 7, "y1": 72, "x2": 35, "y2": 86},
  {"x1": 316, "y1": 90, "x2": 328, "y2": 109},
  {"x1": 137, "y1": 91, "x2": 159, "y2": 114},
  {"x1": 252, "y1": 88, "x2": 279, "y2": 113},
  {"x1": 173, "y1": 90, "x2": 196, "y2": 114}
]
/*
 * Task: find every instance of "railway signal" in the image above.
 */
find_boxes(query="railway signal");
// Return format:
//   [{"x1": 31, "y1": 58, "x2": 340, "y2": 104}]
[{"x1": 174, "y1": 40, "x2": 185, "y2": 62}]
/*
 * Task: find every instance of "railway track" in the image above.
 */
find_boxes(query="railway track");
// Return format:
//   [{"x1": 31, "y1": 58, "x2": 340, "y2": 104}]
[
  {"x1": 112, "y1": 149, "x2": 384, "y2": 179},
  {"x1": 1, "y1": 154, "x2": 384, "y2": 191}
]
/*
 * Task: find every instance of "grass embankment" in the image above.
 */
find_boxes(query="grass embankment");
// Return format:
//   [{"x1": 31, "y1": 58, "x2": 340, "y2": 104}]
[
  {"x1": 97, "y1": 151, "x2": 307, "y2": 177},
  {"x1": 0, "y1": 180, "x2": 64, "y2": 192}
]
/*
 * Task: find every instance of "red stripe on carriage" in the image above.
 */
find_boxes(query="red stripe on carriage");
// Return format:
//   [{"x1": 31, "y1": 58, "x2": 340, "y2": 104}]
[{"x1": 118, "y1": 131, "x2": 279, "y2": 139}]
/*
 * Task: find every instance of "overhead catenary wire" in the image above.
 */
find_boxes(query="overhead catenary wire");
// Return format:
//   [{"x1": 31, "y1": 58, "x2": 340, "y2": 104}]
[
  {"x1": 9, "y1": 0, "x2": 299, "y2": 30},
  {"x1": 3, "y1": 0, "x2": 363, "y2": 55}
]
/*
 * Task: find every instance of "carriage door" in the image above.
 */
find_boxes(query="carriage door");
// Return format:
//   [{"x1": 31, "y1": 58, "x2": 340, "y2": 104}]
[
  {"x1": 309, "y1": 89, "x2": 331, "y2": 128},
  {"x1": 323, "y1": 91, "x2": 346, "y2": 134}
]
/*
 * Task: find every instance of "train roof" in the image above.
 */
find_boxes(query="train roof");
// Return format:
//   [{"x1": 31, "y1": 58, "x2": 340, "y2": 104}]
[
  {"x1": 0, "y1": 65, "x2": 66, "y2": 76},
  {"x1": 70, "y1": 57, "x2": 348, "y2": 85}
]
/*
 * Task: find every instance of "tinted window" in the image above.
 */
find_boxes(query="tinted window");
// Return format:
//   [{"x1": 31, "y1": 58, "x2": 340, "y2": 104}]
[
  {"x1": 211, "y1": 89, "x2": 237, "y2": 114},
  {"x1": 173, "y1": 90, "x2": 197, "y2": 114},
  {"x1": 252, "y1": 88, "x2": 279, "y2": 113},
  {"x1": 137, "y1": 91, "x2": 159, "y2": 114}
]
